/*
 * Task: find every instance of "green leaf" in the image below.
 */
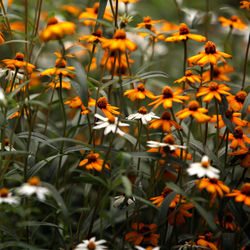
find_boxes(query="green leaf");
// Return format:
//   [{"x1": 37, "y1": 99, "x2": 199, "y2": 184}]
[
  {"x1": 77, "y1": 173, "x2": 108, "y2": 187},
  {"x1": 121, "y1": 176, "x2": 132, "y2": 195},
  {"x1": 94, "y1": 0, "x2": 108, "y2": 31},
  {"x1": 242, "y1": 92, "x2": 250, "y2": 119},
  {"x1": 17, "y1": 221, "x2": 63, "y2": 229},
  {"x1": 0, "y1": 241, "x2": 43, "y2": 250}
]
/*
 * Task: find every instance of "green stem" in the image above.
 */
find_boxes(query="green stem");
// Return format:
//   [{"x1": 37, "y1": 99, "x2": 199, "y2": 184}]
[
  {"x1": 183, "y1": 40, "x2": 187, "y2": 90},
  {"x1": 242, "y1": 33, "x2": 250, "y2": 90},
  {"x1": 215, "y1": 99, "x2": 220, "y2": 156}
]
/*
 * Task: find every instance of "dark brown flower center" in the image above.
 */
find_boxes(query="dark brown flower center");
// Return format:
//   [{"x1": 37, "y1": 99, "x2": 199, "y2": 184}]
[
  {"x1": 139, "y1": 226, "x2": 151, "y2": 237},
  {"x1": 235, "y1": 91, "x2": 247, "y2": 103},
  {"x1": 162, "y1": 87, "x2": 173, "y2": 98},
  {"x1": 162, "y1": 187, "x2": 173, "y2": 197},
  {"x1": 163, "y1": 135, "x2": 175, "y2": 144},
  {"x1": 87, "y1": 241, "x2": 96, "y2": 250},
  {"x1": 47, "y1": 17, "x2": 58, "y2": 26},
  {"x1": 97, "y1": 97, "x2": 108, "y2": 109},
  {"x1": 161, "y1": 111, "x2": 171, "y2": 120},
  {"x1": 4, "y1": 138, "x2": 9, "y2": 146},
  {"x1": 209, "y1": 82, "x2": 219, "y2": 91},
  {"x1": 225, "y1": 213, "x2": 234, "y2": 223},
  {"x1": 241, "y1": 183, "x2": 250, "y2": 195},
  {"x1": 213, "y1": 68, "x2": 220, "y2": 77},
  {"x1": 205, "y1": 41, "x2": 216, "y2": 54},
  {"x1": 234, "y1": 126, "x2": 243, "y2": 139},
  {"x1": 225, "y1": 109, "x2": 233, "y2": 119},
  {"x1": 87, "y1": 154, "x2": 98, "y2": 163},
  {"x1": 137, "y1": 83, "x2": 145, "y2": 92},
  {"x1": 138, "y1": 106, "x2": 147, "y2": 114},
  {"x1": 185, "y1": 70, "x2": 193, "y2": 76},
  {"x1": 188, "y1": 101, "x2": 199, "y2": 111},
  {"x1": 0, "y1": 188, "x2": 9, "y2": 197},
  {"x1": 93, "y1": 3, "x2": 99, "y2": 14},
  {"x1": 92, "y1": 28, "x2": 102, "y2": 37},
  {"x1": 114, "y1": 30, "x2": 126, "y2": 39},
  {"x1": 179, "y1": 23, "x2": 190, "y2": 35},
  {"x1": 230, "y1": 16, "x2": 238, "y2": 22},
  {"x1": 55, "y1": 59, "x2": 66, "y2": 68},
  {"x1": 15, "y1": 52, "x2": 24, "y2": 61}
]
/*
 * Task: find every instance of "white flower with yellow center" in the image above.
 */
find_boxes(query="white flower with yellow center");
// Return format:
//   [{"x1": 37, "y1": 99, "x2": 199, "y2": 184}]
[
  {"x1": 16, "y1": 176, "x2": 50, "y2": 201},
  {"x1": 93, "y1": 114, "x2": 129, "y2": 136},
  {"x1": 75, "y1": 237, "x2": 107, "y2": 250},
  {"x1": 0, "y1": 188, "x2": 20, "y2": 205},
  {"x1": 187, "y1": 155, "x2": 220, "y2": 178}
]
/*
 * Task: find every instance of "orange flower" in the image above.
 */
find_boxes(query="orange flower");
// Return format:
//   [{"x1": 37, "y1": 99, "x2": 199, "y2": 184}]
[
  {"x1": 79, "y1": 28, "x2": 105, "y2": 44},
  {"x1": 210, "y1": 109, "x2": 248, "y2": 129},
  {"x1": 218, "y1": 15, "x2": 247, "y2": 30},
  {"x1": 60, "y1": 4, "x2": 81, "y2": 16},
  {"x1": 40, "y1": 59, "x2": 75, "y2": 77},
  {"x1": 78, "y1": 153, "x2": 109, "y2": 171},
  {"x1": 188, "y1": 41, "x2": 232, "y2": 66},
  {"x1": 220, "y1": 213, "x2": 237, "y2": 231},
  {"x1": 174, "y1": 70, "x2": 201, "y2": 85},
  {"x1": 9, "y1": 21, "x2": 25, "y2": 31},
  {"x1": 65, "y1": 95, "x2": 95, "y2": 113},
  {"x1": 48, "y1": 78, "x2": 71, "y2": 90},
  {"x1": 196, "y1": 82, "x2": 231, "y2": 102},
  {"x1": 176, "y1": 100, "x2": 211, "y2": 123},
  {"x1": 227, "y1": 183, "x2": 250, "y2": 206},
  {"x1": 119, "y1": 0, "x2": 138, "y2": 3},
  {"x1": 240, "y1": 1, "x2": 250, "y2": 10},
  {"x1": 124, "y1": 83, "x2": 155, "y2": 101},
  {"x1": 227, "y1": 91, "x2": 247, "y2": 111},
  {"x1": 39, "y1": 17, "x2": 76, "y2": 42},
  {"x1": 78, "y1": 3, "x2": 113, "y2": 26},
  {"x1": 149, "y1": 111, "x2": 182, "y2": 133},
  {"x1": 197, "y1": 233, "x2": 218, "y2": 250},
  {"x1": 202, "y1": 64, "x2": 234, "y2": 82},
  {"x1": 148, "y1": 86, "x2": 190, "y2": 110},
  {"x1": 160, "y1": 20, "x2": 179, "y2": 33},
  {"x1": 0, "y1": 31, "x2": 4, "y2": 43},
  {"x1": 96, "y1": 97, "x2": 120, "y2": 118},
  {"x1": 125, "y1": 223, "x2": 159, "y2": 246},
  {"x1": 227, "y1": 126, "x2": 250, "y2": 150},
  {"x1": 2, "y1": 52, "x2": 35, "y2": 73},
  {"x1": 196, "y1": 178, "x2": 230, "y2": 204},
  {"x1": 165, "y1": 23, "x2": 206, "y2": 43},
  {"x1": 102, "y1": 29, "x2": 137, "y2": 53}
]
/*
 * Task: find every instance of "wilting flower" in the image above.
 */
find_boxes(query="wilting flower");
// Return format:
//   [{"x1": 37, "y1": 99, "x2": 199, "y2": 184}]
[
  {"x1": 218, "y1": 15, "x2": 247, "y2": 30},
  {"x1": 96, "y1": 97, "x2": 120, "y2": 118},
  {"x1": 227, "y1": 183, "x2": 250, "y2": 206},
  {"x1": 93, "y1": 114, "x2": 129, "y2": 136},
  {"x1": 124, "y1": 83, "x2": 155, "y2": 101},
  {"x1": 197, "y1": 233, "x2": 218, "y2": 250},
  {"x1": 196, "y1": 82, "x2": 231, "y2": 103},
  {"x1": 113, "y1": 194, "x2": 135, "y2": 208},
  {"x1": 188, "y1": 41, "x2": 232, "y2": 66},
  {"x1": 202, "y1": 64, "x2": 234, "y2": 82},
  {"x1": 196, "y1": 178, "x2": 229, "y2": 204},
  {"x1": 78, "y1": 153, "x2": 109, "y2": 171},
  {"x1": 165, "y1": 23, "x2": 206, "y2": 42},
  {"x1": 79, "y1": 28, "x2": 105, "y2": 44},
  {"x1": 127, "y1": 107, "x2": 159, "y2": 124},
  {"x1": 102, "y1": 29, "x2": 137, "y2": 53},
  {"x1": 227, "y1": 126, "x2": 250, "y2": 150},
  {"x1": 174, "y1": 70, "x2": 201, "y2": 85},
  {"x1": 176, "y1": 100, "x2": 211, "y2": 123},
  {"x1": 16, "y1": 176, "x2": 50, "y2": 201},
  {"x1": 187, "y1": 155, "x2": 220, "y2": 178},
  {"x1": 39, "y1": 17, "x2": 76, "y2": 42},
  {"x1": 227, "y1": 91, "x2": 247, "y2": 111},
  {"x1": 149, "y1": 111, "x2": 182, "y2": 133},
  {"x1": 125, "y1": 223, "x2": 159, "y2": 246},
  {"x1": 75, "y1": 237, "x2": 107, "y2": 250},
  {"x1": 0, "y1": 188, "x2": 19, "y2": 205},
  {"x1": 148, "y1": 86, "x2": 190, "y2": 110},
  {"x1": 240, "y1": 1, "x2": 250, "y2": 10},
  {"x1": 2, "y1": 52, "x2": 35, "y2": 74}
]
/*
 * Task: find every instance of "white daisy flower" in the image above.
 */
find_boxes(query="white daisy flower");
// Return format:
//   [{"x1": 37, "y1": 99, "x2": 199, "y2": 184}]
[
  {"x1": 147, "y1": 140, "x2": 186, "y2": 151},
  {"x1": 0, "y1": 68, "x2": 24, "y2": 83},
  {"x1": 0, "y1": 188, "x2": 20, "y2": 205},
  {"x1": 187, "y1": 155, "x2": 220, "y2": 179},
  {"x1": 16, "y1": 176, "x2": 50, "y2": 201},
  {"x1": 0, "y1": 139, "x2": 15, "y2": 151},
  {"x1": 127, "y1": 107, "x2": 159, "y2": 125},
  {"x1": 75, "y1": 237, "x2": 107, "y2": 250},
  {"x1": 93, "y1": 114, "x2": 129, "y2": 137},
  {"x1": 113, "y1": 195, "x2": 135, "y2": 208}
]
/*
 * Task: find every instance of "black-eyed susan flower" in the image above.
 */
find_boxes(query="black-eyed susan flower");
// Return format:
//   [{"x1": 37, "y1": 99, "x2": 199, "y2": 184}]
[
  {"x1": 124, "y1": 83, "x2": 156, "y2": 101},
  {"x1": 196, "y1": 82, "x2": 231, "y2": 103},
  {"x1": 148, "y1": 86, "x2": 190, "y2": 110},
  {"x1": 96, "y1": 96, "x2": 120, "y2": 118},
  {"x1": 176, "y1": 100, "x2": 211, "y2": 123},
  {"x1": 125, "y1": 223, "x2": 159, "y2": 246},
  {"x1": 48, "y1": 77, "x2": 71, "y2": 90},
  {"x1": 165, "y1": 23, "x2": 206, "y2": 42},
  {"x1": 188, "y1": 41, "x2": 232, "y2": 66},
  {"x1": 227, "y1": 91, "x2": 247, "y2": 111},
  {"x1": 240, "y1": 1, "x2": 250, "y2": 10},
  {"x1": 102, "y1": 29, "x2": 137, "y2": 53},
  {"x1": 79, "y1": 28, "x2": 105, "y2": 44},
  {"x1": 227, "y1": 126, "x2": 250, "y2": 150},
  {"x1": 150, "y1": 186, "x2": 174, "y2": 207},
  {"x1": 174, "y1": 70, "x2": 201, "y2": 85},
  {"x1": 227, "y1": 183, "x2": 250, "y2": 206},
  {"x1": 197, "y1": 233, "x2": 218, "y2": 250},
  {"x1": 39, "y1": 17, "x2": 76, "y2": 42},
  {"x1": 220, "y1": 213, "x2": 237, "y2": 231},
  {"x1": 218, "y1": 15, "x2": 247, "y2": 30},
  {"x1": 78, "y1": 153, "x2": 109, "y2": 171},
  {"x1": 0, "y1": 188, "x2": 19, "y2": 205},
  {"x1": 149, "y1": 111, "x2": 182, "y2": 133}
]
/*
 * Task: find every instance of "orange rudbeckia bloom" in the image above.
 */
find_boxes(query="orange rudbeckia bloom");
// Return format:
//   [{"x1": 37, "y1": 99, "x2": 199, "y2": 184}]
[
  {"x1": 124, "y1": 83, "x2": 155, "y2": 101},
  {"x1": 197, "y1": 178, "x2": 230, "y2": 204},
  {"x1": 40, "y1": 59, "x2": 75, "y2": 78},
  {"x1": 48, "y1": 79, "x2": 71, "y2": 90},
  {"x1": 227, "y1": 126, "x2": 250, "y2": 150},
  {"x1": 165, "y1": 23, "x2": 206, "y2": 43},
  {"x1": 79, "y1": 28, "x2": 105, "y2": 44},
  {"x1": 119, "y1": 0, "x2": 139, "y2": 4},
  {"x1": 0, "y1": 31, "x2": 4, "y2": 43},
  {"x1": 148, "y1": 86, "x2": 190, "y2": 110},
  {"x1": 197, "y1": 233, "x2": 218, "y2": 250},
  {"x1": 2, "y1": 52, "x2": 35, "y2": 74},
  {"x1": 196, "y1": 82, "x2": 231, "y2": 103},
  {"x1": 227, "y1": 91, "x2": 247, "y2": 111},
  {"x1": 227, "y1": 183, "x2": 250, "y2": 206},
  {"x1": 188, "y1": 41, "x2": 232, "y2": 66},
  {"x1": 149, "y1": 111, "x2": 182, "y2": 133},
  {"x1": 39, "y1": 17, "x2": 76, "y2": 42},
  {"x1": 176, "y1": 100, "x2": 211, "y2": 123},
  {"x1": 78, "y1": 153, "x2": 109, "y2": 171},
  {"x1": 218, "y1": 15, "x2": 247, "y2": 30},
  {"x1": 96, "y1": 97, "x2": 120, "y2": 118},
  {"x1": 60, "y1": 4, "x2": 81, "y2": 16},
  {"x1": 240, "y1": 1, "x2": 250, "y2": 10},
  {"x1": 125, "y1": 223, "x2": 159, "y2": 246},
  {"x1": 102, "y1": 29, "x2": 137, "y2": 53},
  {"x1": 202, "y1": 64, "x2": 234, "y2": 82},
  {"x1": 174, "y1": 70, "x2": 201, "y2": 85},
  {"x1": 78, "y1": 3, "x2": 113, "y2": 26}
]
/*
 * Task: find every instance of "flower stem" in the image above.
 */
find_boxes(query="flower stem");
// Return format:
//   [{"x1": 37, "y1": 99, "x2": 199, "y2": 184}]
[
  {"x1": 215, "y1": 99, "x2": 220, "y2": 156},
  {"x1": 242, "y1": 33, "x2": 250, "y2": 90}
]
